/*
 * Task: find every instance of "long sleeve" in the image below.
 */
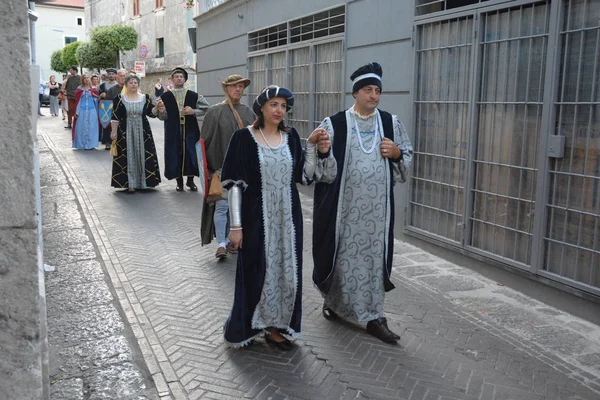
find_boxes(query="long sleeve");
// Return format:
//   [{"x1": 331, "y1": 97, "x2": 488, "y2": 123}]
[
  {"x1": 194, "y1": 95, "x2": 210, "y2": 117},
  {"x1": 391, "y1": 115, "x2": 413, "y2": 183},
  {"x1": 310, "y1": 117, "x2": 337, "y2": 184}
]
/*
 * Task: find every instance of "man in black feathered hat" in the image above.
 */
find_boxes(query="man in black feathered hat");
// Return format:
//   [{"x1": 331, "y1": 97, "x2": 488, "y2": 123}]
[
  {"x1": 312, "y1": 62, "x2": 414, "y2": 344},
  {"x1": 155, "y1": 67, "x2": 209, "y2": 191}
]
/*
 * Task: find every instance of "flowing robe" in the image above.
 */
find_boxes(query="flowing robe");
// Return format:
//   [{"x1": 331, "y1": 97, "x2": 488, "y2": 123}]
[
  {"x1": 72, "y1": 87, "x2": 99, "y2": 149},
  {"x1": 312, "y1": 108, "x2": 413, "y2": 323},
  {"x1": 110, "y1": 94, "x2": 161, "y2": 189},
  {"x1": 221, "y1": 127, "x2": 337, "y2": 347},
  {"x1": 159, "y1": 89, "x2": 209, "y2": 180}
]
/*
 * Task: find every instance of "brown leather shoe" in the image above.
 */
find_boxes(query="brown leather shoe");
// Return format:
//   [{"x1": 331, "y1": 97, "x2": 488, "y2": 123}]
[
  {"x1": 215, "y1": 246, "x2": 227, "y2": 260},
  {"x1": 366, "y1": 317, "x2": 399, "y2": 344}
]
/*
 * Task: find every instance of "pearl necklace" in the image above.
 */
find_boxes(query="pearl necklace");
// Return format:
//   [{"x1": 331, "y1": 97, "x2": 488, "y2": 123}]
[
  {"x1": 353, "y1": 112, "x2": 381, "y2": 154},
  {"x1": 258, "y1": 127, "x2": 284, "y2": 149}
]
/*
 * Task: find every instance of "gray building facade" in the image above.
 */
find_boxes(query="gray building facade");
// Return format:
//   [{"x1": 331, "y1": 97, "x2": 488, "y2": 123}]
[{"x1": 195, "y1": 0, "x2": 600, "y2": 298}]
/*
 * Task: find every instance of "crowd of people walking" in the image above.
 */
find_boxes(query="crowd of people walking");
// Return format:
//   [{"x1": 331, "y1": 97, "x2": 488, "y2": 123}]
[{"x1": 43, "y1": 61, "x2": 413, "y2": 351}]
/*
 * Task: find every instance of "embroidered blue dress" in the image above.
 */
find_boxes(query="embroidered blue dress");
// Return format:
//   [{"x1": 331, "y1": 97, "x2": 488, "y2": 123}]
[
  {"x1": 221, "y1": 126, "x2": 336, "y2": 347},
  {"x1": 72, "y1": 87, "x2": 99, "y2": 150}
]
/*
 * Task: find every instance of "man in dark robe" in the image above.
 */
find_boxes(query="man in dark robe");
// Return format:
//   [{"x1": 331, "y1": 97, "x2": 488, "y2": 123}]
[
  {"x1": 312, "y1": 62, "x2": 413, "y2": 344},
  {"x1": 200, "y1": 74, "x2": 255, "y2": 260},
  {"x1": 158, "y1": 67, "x2": 209, "y2": 191},
  {"x1": 64, "y1": 66, "x2": 81, "y2": 129},
  {"x1": 98, "y1": 68, "x2": 119, "y2": 150}
]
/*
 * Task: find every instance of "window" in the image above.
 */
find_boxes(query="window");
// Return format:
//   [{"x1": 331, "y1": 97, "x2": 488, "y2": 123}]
[
  {"x1": 133, "y1": 0, "x2": 140, "y2": 16},
  {"x1": 415, "y1": 0, "x2": 491, "y2": 16},
  {"x1": 155, "y1": 0, "x2": 164, "y2": 9},
  {"x1": 248, "y1": 6, "x2": 345, "y2": 52},
  {"x1": 248, "y1": 40, "x2": 343, "y2": 139},
  {"x1": 157, "y1": 38, "x2": 164, "y2": 57},
  {"x1": 64, "y1": 36, "x2": 78, "y2": 45},
  {"x1": 77, "y1": 17, "x2": 82, "y2": 26}
]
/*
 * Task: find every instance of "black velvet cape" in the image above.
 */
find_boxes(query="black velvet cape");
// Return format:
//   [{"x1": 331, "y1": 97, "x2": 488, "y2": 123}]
[
  {"x1": 110, "y1": 94, "x2": 161, "y2": 189},
  {"x1": 221, "y1": 127, "x2": 306, "y2": 346},
  {"x1": 312, "y1": 110, "x2": 397, "y2": 295},
  {"x1": 161, "y1": 90, "x2": 200, "y2": 180}
]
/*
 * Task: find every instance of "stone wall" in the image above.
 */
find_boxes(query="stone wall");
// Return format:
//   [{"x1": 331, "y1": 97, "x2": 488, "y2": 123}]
[{"x1": 0, "y1": 1, "x2": 48, "y2": 399}]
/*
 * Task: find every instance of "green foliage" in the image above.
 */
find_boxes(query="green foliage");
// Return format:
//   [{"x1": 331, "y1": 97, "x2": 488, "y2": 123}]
[
  {"x1": 76, "y1": 42, "x2": 115, "y2": 69},
  {"x1": 50, "y1": 50, "x2": 68, "y2": 73},
  {"x1": 90, "y1": 24, "x2": 138, "y2": 53},
  {"x1": 61, "y1": 41, "x2": 81, "y2": 68}
]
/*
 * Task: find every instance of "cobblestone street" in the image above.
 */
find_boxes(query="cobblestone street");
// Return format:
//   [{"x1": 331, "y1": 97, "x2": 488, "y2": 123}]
[{"x1": 39, "y1": 115, "x2": 600, "y2": 400}]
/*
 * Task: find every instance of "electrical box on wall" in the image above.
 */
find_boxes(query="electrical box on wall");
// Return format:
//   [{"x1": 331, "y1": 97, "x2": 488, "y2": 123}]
[{"x1": 547, "y1": 135, "x2": 565, "y2": 158}]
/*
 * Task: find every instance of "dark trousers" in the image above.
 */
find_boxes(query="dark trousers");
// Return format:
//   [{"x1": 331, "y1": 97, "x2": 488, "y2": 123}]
[{"x1": 67, "y1": 98, "x2": 76, "y2": 126}]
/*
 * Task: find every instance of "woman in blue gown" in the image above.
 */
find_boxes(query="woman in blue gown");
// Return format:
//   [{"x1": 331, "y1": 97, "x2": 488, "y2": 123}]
[{"x1": 72, "y1": 74, "x2": 99, "y2": 150}]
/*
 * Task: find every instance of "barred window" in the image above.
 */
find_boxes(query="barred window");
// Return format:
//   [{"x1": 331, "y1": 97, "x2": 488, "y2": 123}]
[
  {"x1": 416, "y1": 0, "x2": 491, "y2": 16},
  {"x1": 248, "y1": 6, "x2": 345, "y2": 52},
  {"x1": 248, "y1": 40, "x2": 343, "y2": 140}
]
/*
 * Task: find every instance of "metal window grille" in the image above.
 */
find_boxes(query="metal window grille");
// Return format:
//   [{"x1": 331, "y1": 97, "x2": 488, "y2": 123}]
[
  {"x1": 416, "y1": 0, "x2": 491, "y2": 16},
  {"x1": 411, "y1": 16, "x2": 474, "y2": 242},
  {"x1": 470, "y1": 2, "x2": 550, "y2": 264},
  {"x1": 544, "y1": 0, "x2": 600, "y2": 288},
  {"x1": 248, "y1": 6, "x2": 345, "y2": 52},
  {"x1": 289, "y1": 47, "x2": 312, "y2": 137},
  {"x1": 313, "y1": 41, "x2": 344, "y2": 129},
  {"x1": 248, "y1": 55, "x2": 266, "y2": 100},
  {"x1": 290, "y1": 7, "x2": 345, "y2": 43}
]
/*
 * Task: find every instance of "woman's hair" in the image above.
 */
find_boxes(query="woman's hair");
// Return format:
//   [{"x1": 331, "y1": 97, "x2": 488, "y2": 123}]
[
  {"x1": 124, "y1": 74, "x2": 141, "y2": 85},
  {"x1": 49, "y1": 75, "x2": 55, "y2": 81},
  {"x1": 252, "y1": 111, "x2": 290, "y2": 132},
  {"x1": 80, "y1": 74, "x2": 90, "y2": 86}
]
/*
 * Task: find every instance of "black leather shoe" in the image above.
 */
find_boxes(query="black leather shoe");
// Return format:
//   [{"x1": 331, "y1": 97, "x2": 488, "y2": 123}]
[
  {"x1": 265, "y1": 334, "x2": 294, "y2": 351},
  {"x1": 366, "y1": 317, "x2": 399, "y2": 344},
  {"x1": 186, "y1": 181, "x2": 198, "y2": 191},
  {"x1": 322, "y1": 304, "x2": 338, "y2": 321},
  {"x1": 176, "y1": 178, "x2": 184, "y2": 192}
]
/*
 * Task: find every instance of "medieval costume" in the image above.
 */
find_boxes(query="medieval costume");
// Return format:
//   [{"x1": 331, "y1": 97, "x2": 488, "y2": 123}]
[
  {"x1": 99, "y1": 68, "x2": 119, "y2": 148},
  {"x1": 158, "y1": 67, "x2": 209, "y2": 188},
  {"x1": 222, "y1": 86, "x2": 337, "y2": 348},
  {"x1": 200, "y1": 75, "x2": 255, "y2": 257},
  {"x1": 312, "y1": 62, "x2": 413, "y2": 342},
  {"x1": 72, "y1": 85, "x2": 99, "y2": 149},
  {"x1": 110, "y1": 94, "x2": 161, "y2": 189}
]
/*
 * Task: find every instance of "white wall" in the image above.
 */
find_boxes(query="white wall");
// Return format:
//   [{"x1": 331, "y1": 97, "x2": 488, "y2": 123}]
[{"x1": 36, "y1": 5, "x2": 86, "y2": 81}]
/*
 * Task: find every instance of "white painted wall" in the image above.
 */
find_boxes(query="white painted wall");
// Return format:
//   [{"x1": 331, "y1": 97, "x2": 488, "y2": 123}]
[{"x1": 36, "y1": 5, "x2": 85, "y2": 81}]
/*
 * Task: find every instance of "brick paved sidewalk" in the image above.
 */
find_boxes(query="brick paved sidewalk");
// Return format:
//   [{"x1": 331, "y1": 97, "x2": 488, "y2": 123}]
[
  {"x1": 39, "y1": 138, "x2": 158, "y2": 399},
  {"x1": 39, "y1": 116, "x2": 600, "y2": 400}
]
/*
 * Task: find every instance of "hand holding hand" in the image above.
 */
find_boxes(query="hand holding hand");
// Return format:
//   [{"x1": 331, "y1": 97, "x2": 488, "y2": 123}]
[
  {"x1": 307, "y1": 128, "x2": 326, "y2": 144},
  {"x1": 380, "y1": 137, "x2": 400, "y2": 159},
  {"x1": 100, "y1": 93, "x2": 106, "y2": 99}
]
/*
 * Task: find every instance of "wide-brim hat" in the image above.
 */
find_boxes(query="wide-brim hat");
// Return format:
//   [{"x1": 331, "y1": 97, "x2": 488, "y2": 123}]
[
  {"x1": 171, "y1": 67, "x2": 188, "y2": 81},
  {"x1": 221, "y1": 74, "x2": 251, "y2": 89},
  {"x1": 252, "y1": 85, "x2": 294, "y2": 115}
]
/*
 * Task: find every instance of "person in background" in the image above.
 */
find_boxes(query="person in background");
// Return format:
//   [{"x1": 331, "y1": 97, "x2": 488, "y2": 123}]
[
  {"x1": 100, "y1": 68, "x2": 125, "y2": 150},
  {"x1": 60, "y1": 74, "x2": 68, "y2": 121},
  {"x1": 48, "y1": 75, "x2": 61, "y2": 117},
  {"x1": 72, "y1": 74, "x2": 99, "y2": 150},
  {"x1": 91, "y1": 74, "x2": 100, "y2": 89},
  {"x1": 157, "y1": 67, "x2": 209, "y2": 191},
  {"x1": 110, "y1": 74, "x2": 162, "y2": 192},
  {"x1": 64, "y1": 66, "x2": 81, "y2": 129},
  {"x1": 200, "y1": 74, "x2": 255, "y2": 260},
  {"x1": 38, "y1": 77, "x2": 46, "y2": 116}
]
